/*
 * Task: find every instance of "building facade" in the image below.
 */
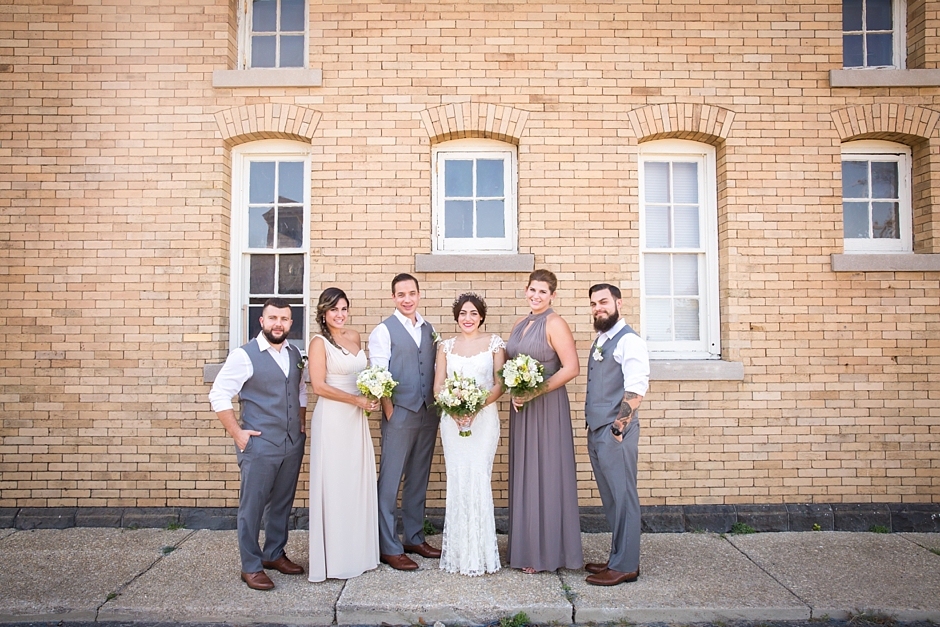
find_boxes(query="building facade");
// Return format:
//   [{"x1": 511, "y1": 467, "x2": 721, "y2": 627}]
[{"x1": 1, "y1": 0, "x2": 938, "y2": 511}]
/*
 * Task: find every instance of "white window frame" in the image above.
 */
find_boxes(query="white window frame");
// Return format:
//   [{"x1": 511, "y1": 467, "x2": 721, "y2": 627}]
[
  {"x1": 432, "y1": 139, "x2": 518, "y2": 254},
  {"x1": 639, "y1": 140, "x2": 720, "y2": 360},
  {"x1": 229, "y1": 140, "x2": 311, "y2": 351},
  {"x1": 842, "y1": 0, "x2": 907, "y2": 69},
  {"x1": 841, "y1": 140, "x2": 912, "y2": 254},
  {"x1": 237, "y1": 0, "x2": 308, "y2": 70}
]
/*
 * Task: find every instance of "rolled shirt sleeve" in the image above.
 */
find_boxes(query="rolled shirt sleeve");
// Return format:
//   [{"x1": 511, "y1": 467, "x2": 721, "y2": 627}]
[
  {"x1": 613, "y1": 333, "x2": 650, "y2": 397},
  {"x1": 208, "y1": 348, "x2": 252, "y2": 413},
  {"x1": 368, "y1": 323, "x2": 392, "y2": 369}
]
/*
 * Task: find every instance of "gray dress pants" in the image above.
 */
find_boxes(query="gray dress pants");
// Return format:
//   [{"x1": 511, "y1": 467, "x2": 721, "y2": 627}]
[
  {"x1": 235, "y1": 433, "x2": 306, "y2": 573},
  {"x1": 587, "y1": 416, "x2": 640, "y2": 573},
  {"x1": 377, "y1": 404, "x2": 439, "y2": 555}
]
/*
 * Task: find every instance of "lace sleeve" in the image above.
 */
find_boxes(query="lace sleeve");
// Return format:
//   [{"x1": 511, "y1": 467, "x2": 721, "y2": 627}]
[
  {"x1": 489, "y1": 334, "x2": 506, "y2": 353},
  {"x1": 442, "y1": 337, "x2": 456, "y2": 354}
]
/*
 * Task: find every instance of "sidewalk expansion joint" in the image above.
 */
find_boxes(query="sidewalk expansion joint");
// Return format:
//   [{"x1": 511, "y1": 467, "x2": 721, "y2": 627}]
[
  {"x1": 721, "y1": 533, "x2": 813, "y2": 614},
  {"x1": 93, "y1": 528, "x2": 198, "y2": 622},
  {"x1": 333, "y1": 577, "x2": 347, "y2": 625},
  {"x1": 556, "y1": 570, "x2": 576, "y2": 623}
]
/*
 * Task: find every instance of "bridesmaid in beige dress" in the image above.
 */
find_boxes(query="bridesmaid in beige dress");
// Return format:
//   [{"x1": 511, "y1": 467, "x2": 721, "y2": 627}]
[{"x1": 307, "y1": 287, "x2": 380, "y2": 582}]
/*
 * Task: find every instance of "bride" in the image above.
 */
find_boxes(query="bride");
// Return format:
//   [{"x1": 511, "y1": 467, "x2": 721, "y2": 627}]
[{"x1": 433, "y1": 292, "x2": 506, "y2": 576}]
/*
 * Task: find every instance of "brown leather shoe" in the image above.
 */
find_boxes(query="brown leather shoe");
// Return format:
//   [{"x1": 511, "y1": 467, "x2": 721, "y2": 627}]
[
  {"x1": 585, "y1": 561, "x2": 609, "y2": 574},
  {"x1": 380, "y1": 553, "x2": 419, "y2": 571},
  {"x1": 585, "y1": 567, "x2": 639, "y2": 586},
  {"x1": 403, "y1": 541, "x2": 442, "y2": 559},
  {"x1": 262, "y1": 554, "x2": 305, "y2": 575},
  {"x1": 241, "y1": 570, "x2": 275, "y2": 590}
]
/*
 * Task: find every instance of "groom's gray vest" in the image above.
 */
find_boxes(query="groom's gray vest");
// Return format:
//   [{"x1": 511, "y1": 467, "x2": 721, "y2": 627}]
[
  {"x1": 585, "y1": 324, "x2": 638, "y2": 430},
  {"x1": 383, "y1": 316, "x2": 436, "y2": 413},
  {"x1": 238, "y1": 339, "x2": 304, "y2": 446}
]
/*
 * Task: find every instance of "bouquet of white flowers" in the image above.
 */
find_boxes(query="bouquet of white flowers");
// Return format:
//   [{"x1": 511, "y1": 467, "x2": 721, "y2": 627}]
[
  {"x1": 435, "y1": 372, "x2": 489, "y2": 437},
  {"x1": 497, "y1": 354, "x2": 545, "y2": 409},
  {"x1": 356, "y1": 365, "x2": 398, "y2": 416}
]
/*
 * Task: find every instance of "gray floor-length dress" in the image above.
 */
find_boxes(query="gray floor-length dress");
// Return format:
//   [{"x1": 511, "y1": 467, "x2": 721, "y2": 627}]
[{"x1": 505, "y1": 308, "x2": 584, "y2": 571}]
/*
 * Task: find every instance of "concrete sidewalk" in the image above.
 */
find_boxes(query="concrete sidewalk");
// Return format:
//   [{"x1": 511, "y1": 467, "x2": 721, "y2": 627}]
[{"x1": 0, "y1": 528, "x2": 937, "y2": 625}]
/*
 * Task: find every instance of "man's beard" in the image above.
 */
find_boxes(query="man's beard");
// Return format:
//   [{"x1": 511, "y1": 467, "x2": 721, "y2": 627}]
[
  {"x1": 262, "y1": 327, "x2": 289, "y2": 345},
  {"x1": 593, "y1": 309, "x2": 620, "y2": 333}
]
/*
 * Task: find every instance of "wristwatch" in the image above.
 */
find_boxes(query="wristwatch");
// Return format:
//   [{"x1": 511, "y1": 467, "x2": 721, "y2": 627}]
[{"x1": 610, "y1": 422, "x2": 623, "y2": 437}]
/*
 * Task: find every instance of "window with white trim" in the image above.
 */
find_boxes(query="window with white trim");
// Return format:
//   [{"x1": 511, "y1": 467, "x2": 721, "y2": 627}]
[
  {"x1": 238, "y1": 0, "x2": 307, "y2": 69},
  {"x1": 230, "y1": 140, "x2": 310, "y2": 351},
  {"x1": 639, "y1": 140, "x2": 720, "y2": 360},
  {"x1": 432, "y1": 139, "x2": 517, "y2": 253},
  {"x1": 841, "y1": 141, "x2": 912, "y2": 253},
  {"x1": 843, "y1": 0, "x2": 906, "y2": 69}
]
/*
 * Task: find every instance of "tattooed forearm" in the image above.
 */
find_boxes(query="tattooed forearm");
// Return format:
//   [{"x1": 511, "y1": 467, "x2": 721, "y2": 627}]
[{"x1": 615, "y1": 391, "x2": 641, "y2": 426}]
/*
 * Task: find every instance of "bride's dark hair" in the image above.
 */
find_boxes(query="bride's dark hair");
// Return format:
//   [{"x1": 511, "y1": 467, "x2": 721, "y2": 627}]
[
  {"x1": 316, "y1": 287, "x2": 349, "y2": 348},
  {"x1": 452, "y1": 292, "x2": 487, "y2": 324}
]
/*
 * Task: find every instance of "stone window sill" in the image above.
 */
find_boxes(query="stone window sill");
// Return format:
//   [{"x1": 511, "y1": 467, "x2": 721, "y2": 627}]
[
  {"x1": 212, "y1": 69, "x2": 322, "y2": 89},
  {"x1": 830, "y1": 68, "x2": 940, "y2": 87},
  {"x1": 831, "y1": 253, "x2": 940, "y2": 272},
  {"x1": 650, "y1": 360, "x2": 744, "y2": 381},
  {"x1": 414, "y1": 253, "x2": 535, "y2": 273}
]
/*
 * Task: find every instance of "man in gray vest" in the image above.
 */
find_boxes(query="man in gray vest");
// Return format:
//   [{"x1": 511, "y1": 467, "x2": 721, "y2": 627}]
[
  {"x1": 368, "y1": 273, "x2": 442, "y2": 571},
  {"x1": 583, "y1": 283, "x2": 650, "y2": 586},
  {"x1": 209, "y1": 298, "x2": 307, "y2": 590}
]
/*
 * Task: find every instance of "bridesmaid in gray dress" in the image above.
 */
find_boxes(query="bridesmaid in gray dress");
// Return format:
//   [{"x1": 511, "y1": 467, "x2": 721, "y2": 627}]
[{"x1": 505, "y1": 269, "x2": 583, "y2": 573}]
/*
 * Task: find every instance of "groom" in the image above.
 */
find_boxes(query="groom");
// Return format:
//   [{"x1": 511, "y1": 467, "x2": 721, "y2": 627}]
[{"x1": 368, "y1": 273, "x2": 442, "y2": 570}]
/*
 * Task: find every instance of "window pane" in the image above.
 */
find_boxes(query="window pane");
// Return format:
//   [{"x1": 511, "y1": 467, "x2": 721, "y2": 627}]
[
  {"x1": 867, "y1": 0, "x2": 893, "y2": 30},
  {"x1": 644, "y1": 162, "x2": 669, "y2": 203},
  {"x1": 645, "y1": 205, "x2": 670, "y2": 248},
  {"x1": 674, "y1": 205, "x2": 700, "y2": 248},
  {"x1": 867, "y1": 33, "x2": 893, "y2": 66},
  {"x1": 673, "y1": 254, "x2": 699, "y2": 296},
  {"x1": 279, "y1": 35, "x2": 304, "y2": 67},
  {"x1": 843, "y1": 34, "x2": 864, "y2": 67},
  {"x1": 476, "y1": 200, "x2": 505, "y2": 238},
  {"x1": 249, "y1": 162, "x2": 276, "y2": 203},
  {"x1": 445, "y1": 200, "x2": 473, "y2": 238},
  {"x1": 248, "y1": 305, "x2": 263, "y2": 342},
  {"x1": 278, "y1": 161, "x2": 304, "y2": 204},
  {"x1": 674, "y1": 299, "x2": 701, "y2": 341},
  {"x1": 672, "y1": 162, "x2": 699, "y2": 204},
  {"x1": 645, "y1": 299, "x2": 673, "y2": 341},
  {"x1": 252, "y1": 0, "x2": 277, "y2": 32},
  {"x1": 281, "y1": 0, "x2": 305, "y2": 31},
  {"x1": 476, "y1": 159, "x2": 504, "y2": 197},
  {"x1": 870, "y1": 161, "x2": 898, "y2": 199},
  {"x1": 842, "y1": 161, "x2": 868, "y2": 198},
  {"x1": 287, "y1": 306, "x2": 305, "y2": 348},
  {"x1": 248, "y1": 206, "x2": 275, "y2": 248},
  {"x1": 644, "y1": 254, "x2": 671, "y2": 296},
  {"x1": 251, "y1": 36, "x2": 276, "y2": 68},
  {"x1": 278, "y1": 254, "x2": 304, "y2": 294},
  {"x1": 872, "y1": 201, "x2": 899, "y2": 238},
  {"x1": 277, "y1": 206, "x2": 303, "y2": 248},
  {"x1": 250, "y1": 255, "x2": 276, "y2": 294},
  {"x1": 445, "y1": 160, "x2": 473, "y2": 197},
  {"x1": 843, "y1": 201, "x2": 870, "y2": 238},
  {"x1": 843, "y1": 0, "x2": 863, "y2": 31}
]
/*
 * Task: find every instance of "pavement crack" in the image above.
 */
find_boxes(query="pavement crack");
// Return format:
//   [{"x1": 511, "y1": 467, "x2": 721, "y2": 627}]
[
  {"x1": 93, "y1": 528, "x2": 198, "y2": 622},
  {"x1": 556, "y1": 571, "x2": 576, "y2": 623},
  {"x1": 334, "y1": 576, "x2": 347, "y2": 624},
  {"x1": 721, "y1": 534, "x2": 814, "y2": 615}
]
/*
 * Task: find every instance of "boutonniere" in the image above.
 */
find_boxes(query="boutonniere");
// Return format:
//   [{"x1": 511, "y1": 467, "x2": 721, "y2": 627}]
[
  {"x1": 297, "y1": 354, "x2": 308, "y2": 370},
  {"x1": 592, "y1": 345, "x2": 604, "y2": 362},
  {"x1": 431, "y1": 330, "x2": 441, "y2": 345}
]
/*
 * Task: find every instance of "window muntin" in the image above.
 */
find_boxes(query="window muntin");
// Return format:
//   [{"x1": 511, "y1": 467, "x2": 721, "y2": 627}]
[
  {"x1": 231, "y1": 142, "x2": 311, "y2": 351},
  {"x1": 841, "y1": 141, "x2": 912, "y2": 254},
  {"x1": 433, "y1": 141, "x2": 517, "y2": 253},
  {"x1": 843, "y1": 0, "x2": 905, "y2": 68},
  {"x1": 639, "y1": 141, "x2": 720, "y2": 359},
  {"x1": 243, "y1": 0, "x2": 306, "y2": 69}
]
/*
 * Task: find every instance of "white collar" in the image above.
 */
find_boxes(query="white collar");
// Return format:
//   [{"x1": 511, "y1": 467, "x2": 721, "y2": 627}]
[
  {"x1": 256, "y1": 332, "x2": 290, "y2": 353},
  {"x1": 597, "y1": 318, "x2": 627, "y2": 343},
  {"x1": 393, "y1": 309, "x2": 425, "y2": 329}
]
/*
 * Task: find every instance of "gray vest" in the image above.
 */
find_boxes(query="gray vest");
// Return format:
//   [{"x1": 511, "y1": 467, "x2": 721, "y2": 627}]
[
  {"x1": 585, "y1": 324, "x2": 638, "y2": 430},
  {"x1": 384, "y1": 315, "x2": 436, "y2": 413},
  {"x1": 238, "y1": 339, "x2": 303, "y2": 446}
]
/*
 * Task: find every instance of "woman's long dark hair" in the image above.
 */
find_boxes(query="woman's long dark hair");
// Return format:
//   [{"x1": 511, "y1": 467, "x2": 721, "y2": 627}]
[{"x1": 316, "y1": 287, "x2": 349, "y2": 348}]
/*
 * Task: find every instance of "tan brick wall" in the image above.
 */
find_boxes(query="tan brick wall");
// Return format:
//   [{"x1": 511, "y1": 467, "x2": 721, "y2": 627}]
[{"x1": 1, "y1": 0, "x2": 938, "y2": 508}]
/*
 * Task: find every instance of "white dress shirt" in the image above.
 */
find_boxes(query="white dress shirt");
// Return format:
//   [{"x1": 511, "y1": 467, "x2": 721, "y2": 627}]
[
  {"x1": 595, "y1": 318, "x2": 650, "y2": 397},
  {"x1": 208, "y1": 334, "x2": 308, "y2": 413},
  {"x1": 368, "y1": 309, "x2": 427, "y2": 369}
]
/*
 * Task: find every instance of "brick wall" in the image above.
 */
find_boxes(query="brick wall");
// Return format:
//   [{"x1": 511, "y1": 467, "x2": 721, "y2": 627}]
[{"x1": 0, "y1": 0, "x2": 937, "y2": 508}]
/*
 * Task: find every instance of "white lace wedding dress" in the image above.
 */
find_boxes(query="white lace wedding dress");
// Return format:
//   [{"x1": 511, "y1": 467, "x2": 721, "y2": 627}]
[{"x1": 439, "y1": 335, "x2": 503, "y2": 576}]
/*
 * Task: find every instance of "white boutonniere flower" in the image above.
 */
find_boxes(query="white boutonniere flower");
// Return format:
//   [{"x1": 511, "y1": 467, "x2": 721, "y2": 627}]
[
  {"x1": 297, "y1": 354, "x2": 309, "y2": 370},
  {"x1": 431, "y1": 330, "x2": 441, "y2": 345},
  {"x1": 592, "y1": 345, "x2": 604, "y2": 362}
]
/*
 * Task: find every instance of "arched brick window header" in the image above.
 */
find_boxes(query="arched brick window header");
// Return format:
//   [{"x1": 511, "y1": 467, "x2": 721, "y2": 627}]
[
  {"x1": 831, "y1": 104, "x2": 940, "y2": 142},
  {"x1": 420, "y1": 103, "x2": 530, "y2": 145},
  {"x1": 628, "y1": 104, "x2": 736, "y2": 144},
  {"x1": 215, "y1": 104, "x2": 322, "y2": 147}
]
